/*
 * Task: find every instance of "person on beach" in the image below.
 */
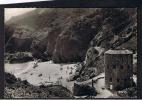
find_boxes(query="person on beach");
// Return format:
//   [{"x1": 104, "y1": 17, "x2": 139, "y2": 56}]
[{"x1": 49, "y1": 75, "x2": 50, "y2": 81}]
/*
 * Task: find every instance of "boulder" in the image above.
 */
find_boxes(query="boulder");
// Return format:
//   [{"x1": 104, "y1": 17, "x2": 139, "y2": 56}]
[
  {"x1": 84, "y1": 47, "x2": 99, "y2": 67},
  {"x1": 117, "y1": 87, "x2": 137, "y2": 97},
  {"x1": 73, "y1": 83, "x2": 97, "y2": 96},
  {"x1": 6, "y1": 52, "x2": 34, "y2": 63}
]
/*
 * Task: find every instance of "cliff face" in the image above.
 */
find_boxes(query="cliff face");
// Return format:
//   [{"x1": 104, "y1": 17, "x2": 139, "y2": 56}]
[
  {"x1": 52, "y1": 12, "x2": 103, "y2": 63},
  {"x1": 84, "y1": 8, "x2": 137, "y2": 74},
  {"x1": 5, "y1": 8, "x2": 137, "y2": 63}
]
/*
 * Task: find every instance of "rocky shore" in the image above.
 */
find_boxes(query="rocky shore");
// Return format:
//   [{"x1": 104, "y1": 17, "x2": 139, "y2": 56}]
[{"x1": 5, "y1": 73, "x2": 73, "y2": 98}]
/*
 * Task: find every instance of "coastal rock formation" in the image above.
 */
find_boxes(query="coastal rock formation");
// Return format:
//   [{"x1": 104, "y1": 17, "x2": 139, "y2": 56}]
[
  {"x1": 5, "y1": 52, "x2": 33, "y2": 63},
  {"x1": 52, "y1": 13, "x2": 103, "y2": 63},
  {"x1": 5, "y1": 8, "x2": 137, "y2": 64},
  {"x1": 73, "y1": 83, "x2": 97, "y2": 96},
  {"x1": 5, "y1": 73, "x2": 73, "y2": 98}
]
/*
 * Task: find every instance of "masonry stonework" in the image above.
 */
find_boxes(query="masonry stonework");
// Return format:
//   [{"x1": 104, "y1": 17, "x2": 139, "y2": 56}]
[{"x1": 104, "y1": 50, "x2": 133, "y2": 90}]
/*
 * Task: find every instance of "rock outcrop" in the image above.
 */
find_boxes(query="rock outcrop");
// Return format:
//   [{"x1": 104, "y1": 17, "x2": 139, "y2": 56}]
[
  {"x1": 73, "y1": 8, "x2": 137, "y2": 81},
  {"x1": 73, "y1": 83, "x2": 97, "y2": 96},
  {"x1": 52, "y1": 14, "x2": 103, "y2": 63},
  {"x1": 5, "y1": 73, "x2": 73, "y2": 98},
  {"x1": 5, "y1": 8, "x2": 137, "y2": 64},
  {"x1": 5, "y1": 52, "x2": 33, "y2": 63}
]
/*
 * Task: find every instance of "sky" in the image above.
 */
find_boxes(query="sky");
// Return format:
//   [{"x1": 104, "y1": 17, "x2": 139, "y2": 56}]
[{"x1": 5, "y1": 8, "x2": 36, "y2": 21}]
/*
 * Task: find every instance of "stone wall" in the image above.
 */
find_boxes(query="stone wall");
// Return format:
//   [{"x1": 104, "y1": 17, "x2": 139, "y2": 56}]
[{"x1": 104, "y1": 50, "x2": 133, "y2": 90}]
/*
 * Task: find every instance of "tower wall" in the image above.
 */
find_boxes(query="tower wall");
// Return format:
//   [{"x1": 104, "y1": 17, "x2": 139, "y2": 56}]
[{"x1": 104, "y1": 50, "x2": 133, "y2": 90}]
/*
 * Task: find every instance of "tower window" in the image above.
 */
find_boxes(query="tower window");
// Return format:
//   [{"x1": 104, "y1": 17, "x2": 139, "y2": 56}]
[
  {"x1": 113, "y1": 65, "x2": 116, "y2": 69},
  {"x1": 120, "y1": 65, "x2": 123, "y2": 69},
  {"x1": 107, "y1": 65, "x2": 109, "y2": 69},
  {"x1": 117, "y1": 78, "x2": 120, "y2": 82},
  {"x1": 124, "y1": 78, "x2": 127, "y2": 82},
  {"x1": 128, "y1": 65, "x2": 130, "y2": 69},
  {"x1": 109, "y1": 78, "x2": 112, "y2": 82}
]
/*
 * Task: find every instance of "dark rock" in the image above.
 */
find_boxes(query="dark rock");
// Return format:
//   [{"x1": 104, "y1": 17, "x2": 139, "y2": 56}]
[
  {"x1": 5, "y1": 72, "x2": 73, "y2": 98},
  {"x1": 84, "y1": 47, "x2": 99, "y2": 67},
  {"x1": 73, "y1": 83, "x2": 97, "y2": 96},
  {"x1": 5, "y1": 25, "x2": 34, "y2": 52},
  {"x1": 11, "y1": 37, "x2": 33, "y2": 52},
  {"x1": 5, "y1": 73, "x2": 17, "y2": 84},
  {"x1": 38, "y1": 74, "x2": 42, "y2": 77},
  {"x1": 10, "y1": 56, "x2": 33, "y2": 63},
  {"x1": 117, "y1": 87, "x2": 137, "y2": 97},
  {"x1": 52, "y1": 14, "x2": 103, "y2": 63},
  {"x1": 5, "y1": 24, "x2": 15, "y2": 44},
  {"x1": 7, "y1": 52, "x2": 34, "y2": 63}
]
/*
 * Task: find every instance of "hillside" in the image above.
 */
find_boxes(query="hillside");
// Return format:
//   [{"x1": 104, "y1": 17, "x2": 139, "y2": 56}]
[{"x1": 5, "y1": 8, "x2": 137, "y2": 63}]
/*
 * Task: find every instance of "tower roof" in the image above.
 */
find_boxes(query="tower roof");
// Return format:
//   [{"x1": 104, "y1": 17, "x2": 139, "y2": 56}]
[{"x1": 105, "y1": 49, "x2": 133, "y2": 54}]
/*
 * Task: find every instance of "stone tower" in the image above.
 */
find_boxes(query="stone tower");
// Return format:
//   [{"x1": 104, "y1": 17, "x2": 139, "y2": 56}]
[{"x1": 104, "y1": 49, "x2": 133, "y2": 90}]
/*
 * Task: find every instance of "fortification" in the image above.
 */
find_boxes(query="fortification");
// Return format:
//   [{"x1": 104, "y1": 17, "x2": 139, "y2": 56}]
[{"x1": 104, "y1": 49, "x2": 133, "y2": 90}]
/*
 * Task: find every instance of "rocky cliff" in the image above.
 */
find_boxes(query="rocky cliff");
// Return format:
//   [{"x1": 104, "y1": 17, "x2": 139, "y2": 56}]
[{"x1": 5, "y1": 8, "x2": 137, "y2": 64}]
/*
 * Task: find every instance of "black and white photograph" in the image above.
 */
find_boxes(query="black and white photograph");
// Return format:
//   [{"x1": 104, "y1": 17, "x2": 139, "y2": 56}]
[{"x1": 4, "y1": 8, "x2": 137, "y2": 98}]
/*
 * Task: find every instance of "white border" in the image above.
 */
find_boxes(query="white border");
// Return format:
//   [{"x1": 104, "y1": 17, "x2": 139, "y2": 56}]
[{"x1": 0, "y1": 0, "x2": 51, "y2": 4}]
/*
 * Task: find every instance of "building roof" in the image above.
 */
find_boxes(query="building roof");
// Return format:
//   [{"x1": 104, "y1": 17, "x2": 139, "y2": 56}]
[{"x1": 105, "y1": 49, "x2": 133, "y2": 54}]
